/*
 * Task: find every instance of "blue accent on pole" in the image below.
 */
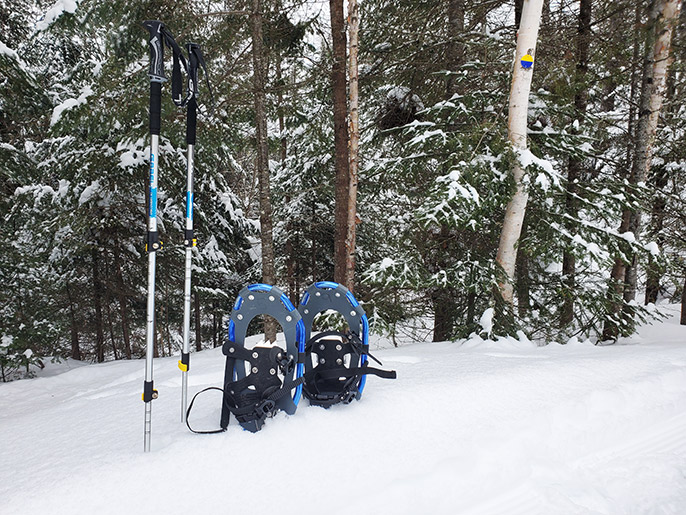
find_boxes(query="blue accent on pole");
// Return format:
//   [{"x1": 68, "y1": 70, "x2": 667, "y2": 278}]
[
  {"x1": 315, "y1": 281, "x2": 339, "y2": 289},
  {"x1": 280, "y1": 293, "x2": 295, "y2": 312},
  {"x1": 345, "y1": 291, "x2": 360, "y2": 307},
  {"x1": 248, "y1": 283, "x2": 273, "y2": 292},
  {"x1": 228, "y1": 320, "x2": 235, "y2": 342},
  {"x1": 233, "y1": 296, "x2": 243, "y2": 311},
  {"x1": 150, "y1": 188, "x2": 157, "y2": 217},
  {"x1": 186, "y1": 191, "x2": 193, "y2": 219}
]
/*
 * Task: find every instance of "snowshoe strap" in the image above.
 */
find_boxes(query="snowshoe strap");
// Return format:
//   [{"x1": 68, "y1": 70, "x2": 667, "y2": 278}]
[{"x1": 306, "y1": 365, "x2": 397, "y2": 383}]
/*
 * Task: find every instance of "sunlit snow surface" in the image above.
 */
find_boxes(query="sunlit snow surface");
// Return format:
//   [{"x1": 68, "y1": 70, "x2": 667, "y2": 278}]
[{"x1": 1, "y1": 306, "x2": 685, "y2": 514}]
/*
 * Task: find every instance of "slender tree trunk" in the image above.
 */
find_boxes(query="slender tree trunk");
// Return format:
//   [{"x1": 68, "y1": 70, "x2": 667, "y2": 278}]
[
  {"x1": 113, "y1": 246, "x2": 131, "y2": 359},
  {"x1": 561, "y1": 0, "x2": 591, "y2": 327},
  {"x1": 344, "y1": 0, "x2": 360, "y2": 291},
  {"x1": 105, "y1": 299, "x2": 119, "y2": 361},
  {"x1": 277, "y1": 52, "x2": 297, "y2": 302},
  {"x1": 66, "y1": 282, "x2": 81, "y2": 360},
  {"x1": 495, "y1": 0, "x2": 544, "y2": 306},
  {"x1": 516, "y1": 217, "x2": 530, "y2": 317},
  {"x1": 645, "y1": 5, "x2": 682, "y2": 304},
  {"x1": 194, "y1": 291, "x2": 202, "y2": 352},
  {"x1": 331, "y1": 0, "x2": 350, "y2": 284},
  {"x1": 251, "y1": 0, "x2": 277, "y2": 341},
  {"x1": 603, "y1": 0, "x2": 681, "y2": 339},
  {"x1": 681, "y1": 275, "x2": 686, "y2": 325},
  {"x1": 92, "y1": 247, "x2": 105, "y2": 363},
  {"x1": 446, "y1": 0, "x2": 465, "y2": 98},
  {"x1": 514, "y1": 0, "x2": 524, "y2": 31}
]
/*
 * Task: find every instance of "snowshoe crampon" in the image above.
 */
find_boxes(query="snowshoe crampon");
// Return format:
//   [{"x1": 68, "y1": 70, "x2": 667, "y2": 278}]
[
  {"x1": 220, "y1": 284, "x2": 305, "y2": 432},
  {"x1": 298, "y1": 282, "x2": 396, "y2": 408}
]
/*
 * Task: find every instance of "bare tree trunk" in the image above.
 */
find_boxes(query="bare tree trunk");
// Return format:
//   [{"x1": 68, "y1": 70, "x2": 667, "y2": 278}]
[
  {"x1": 344, "y1": 0, "x2": 360, "y2": 291},
  {"x1": 251, "y1": 0, "x2": 277, "y2": 341},
  {"x1": 331, "y1": 0, "x2": 350, "y2": 285},
  {"x1": 66, "y1": 282, "x2": 81, "y2": 360},
  {"x1": 561, "y1": 0, "x2": 591, "y2": 327},
  {"x1": 113, "y1": 246, "x2": 131, "y2": 359},
  {"x1": 92, "y1": 247, "x2": 105, "y2": 362},
  {"x1": 446, "y1": 0, "x2": 465, "y2": 98},
  {"x1": 495, "y1": 0, "x2": 544, "y2": 306},
  {"x1": 603, "y1": 0, "x2": 681, "y2": 340},
  {"x1": 194, "y1": 290, "x2": 202, "y2": 352},
  {"x1": 681, "y1": 275, "x2": 686, "y2": 325}
]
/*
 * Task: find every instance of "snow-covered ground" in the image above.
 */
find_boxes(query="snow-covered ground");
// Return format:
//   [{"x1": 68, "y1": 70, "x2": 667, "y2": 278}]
[{"x1": 2, "y1": 305, "x2": 686, "y2": 514}]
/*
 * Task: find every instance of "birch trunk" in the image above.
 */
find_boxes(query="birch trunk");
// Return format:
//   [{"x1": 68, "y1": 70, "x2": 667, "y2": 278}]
[
  {"x1": 603, "y1": 0, "x2": 681, "y2": 340},
  {"x1": 344, "y1": 0, "x2": 359, "y2": 291},
  {"x1": 494, "y1": 0, "x2": 544, "y2": 305},
  {"x1": 251, "y1": 0, "x2": 277, "y2": 341},
  {"x1": 330, "y1": 0, "x2": 350, "y2": 285}
]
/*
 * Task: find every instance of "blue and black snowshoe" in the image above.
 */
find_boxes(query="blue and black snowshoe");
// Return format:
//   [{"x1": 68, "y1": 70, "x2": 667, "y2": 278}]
[
  {"x1": 298, "y1": 282, "x2": 396, "y2": 408},
  {"x1": 219, "y1": 284, "x2": 306, "y2": 432}
]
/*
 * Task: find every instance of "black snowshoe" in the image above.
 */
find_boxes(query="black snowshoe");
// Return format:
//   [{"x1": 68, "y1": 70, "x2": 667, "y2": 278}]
[
  {"x1": 298, "y1": 282, "x2": 396, "y2": 408},
  {"x1": 220, "y1": 283, "x2": 306, "y2": 432}
]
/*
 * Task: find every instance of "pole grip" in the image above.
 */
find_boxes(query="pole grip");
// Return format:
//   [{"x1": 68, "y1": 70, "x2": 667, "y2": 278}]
[
  {"x1": 142, "y1": 20, "x2": 167, "y2": 83},
  {"x1": 186, "y1": 96, "x2": 197, "y2": 145},
  {"x1": 149, "y1": 82, "x2": 162, "y2": 136}
]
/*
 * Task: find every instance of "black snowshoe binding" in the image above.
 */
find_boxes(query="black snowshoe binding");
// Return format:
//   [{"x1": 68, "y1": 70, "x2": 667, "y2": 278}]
[
  {"x1": 220, "y1": 284, "x2": 305, "y2": 432},
  {"x1": 298, "y1": 282, "x2": 396, "y2": 408}
]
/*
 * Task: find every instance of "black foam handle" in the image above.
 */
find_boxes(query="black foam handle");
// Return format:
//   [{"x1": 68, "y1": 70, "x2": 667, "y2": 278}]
[
  {"x1": 142, "y1": 20, "x2": 166, "y2": 82},
  {"x1": 187, "y1": 43, "x2": 201, "y2": 96},
  {"x1": 150, "y1": 81, "x2": 162, "y2": 135},
  {"x1": 186, "y1": 96, "x2": 197, "y2": 145}
]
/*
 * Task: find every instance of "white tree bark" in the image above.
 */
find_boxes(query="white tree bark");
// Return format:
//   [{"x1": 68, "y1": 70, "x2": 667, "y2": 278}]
[
  {"x1": 495, "y1": 0, "x2": 544, "y2": 305},
  {"x1": 344, "y1": 0, "x2": 360, "y2": 291}
]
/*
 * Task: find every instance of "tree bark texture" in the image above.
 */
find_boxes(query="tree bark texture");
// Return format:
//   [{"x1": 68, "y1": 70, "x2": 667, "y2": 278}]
[
  {"x1": 446, "y1": 0, "x2": 465, "y2": 98},
  {"x1": 194, "y1": 291, "x2": 202, "y2": 352},
  {"x1": 330, "y1": 0, "x2": 350, "y2": 285},
  {"x1": 603, "y1": 0, "x2": 681, "y2": 340},
  {"x1": 251, "y1": 0, "x2": 277, "y2": 341},
  {"x1": 495, "y1": 0, "x2": 544, "y2": 306},
  {"x1": 561, "y1": 0, "x2": 591, "y2": 327},
  {"x1": 91, "y1": 247, "x2": 105, "y2": 363},
  {"x1": 344, "y1": 0, "x2": 359, "y2": 291},
  {"x1": 66, "y1": 282, "x2": 81, "y2": 360}
]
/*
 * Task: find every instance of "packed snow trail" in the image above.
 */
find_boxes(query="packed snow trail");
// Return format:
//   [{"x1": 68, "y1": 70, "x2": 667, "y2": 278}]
[{"x1": 1, "y1": 305, "x2": 685, "y2": 514}]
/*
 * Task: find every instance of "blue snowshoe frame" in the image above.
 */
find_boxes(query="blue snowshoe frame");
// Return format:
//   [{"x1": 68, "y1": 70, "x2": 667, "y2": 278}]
[
  {"x1": 298, "y1": 281, "x2": 395, "y2": 407},
  {"x1": 220, "y1": 283, "x2": 305, "y2": 432}
]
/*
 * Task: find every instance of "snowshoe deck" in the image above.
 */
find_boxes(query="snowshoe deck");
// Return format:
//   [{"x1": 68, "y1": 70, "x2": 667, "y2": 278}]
[{"x1": 221, "y1": 284, "x2": 305, "y2": 432}]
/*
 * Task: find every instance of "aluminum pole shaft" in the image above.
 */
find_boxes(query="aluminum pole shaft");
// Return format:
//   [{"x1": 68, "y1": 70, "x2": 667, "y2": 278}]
[
  {"x1": 144, "y1": 133, "x2": 160, "y2": 452},
  {"x1": 181, "y1": 144, "x2": 194, "y2": 422}
]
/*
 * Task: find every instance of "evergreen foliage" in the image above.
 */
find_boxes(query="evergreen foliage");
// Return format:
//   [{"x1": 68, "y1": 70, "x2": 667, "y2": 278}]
[{"x1": 1, "y1": 0, "x2": 685, "y2": 378}]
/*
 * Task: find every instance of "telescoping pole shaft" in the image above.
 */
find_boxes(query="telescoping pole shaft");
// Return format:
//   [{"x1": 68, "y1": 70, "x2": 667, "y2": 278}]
[
  {"x1": 180, "y1": 43, "x2": 201, "y2": 423},
  {"x1": 180, "y1": 122, "x2": 194, "y2": 422},
  {"x1": 142, "y1": 20, "x2": 166, "y2": 453}
]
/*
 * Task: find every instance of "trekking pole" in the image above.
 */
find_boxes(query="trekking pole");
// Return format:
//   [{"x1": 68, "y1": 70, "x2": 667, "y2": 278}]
[
  {"x1": 179, "y1": 43, "x2": 213, "y2": 423},
  {"x1": 141, "y1": 20, "x2": 166, "y2": 453},
  {"x1": 179, "y1": 43, "x2": 198, "y2": 423}
]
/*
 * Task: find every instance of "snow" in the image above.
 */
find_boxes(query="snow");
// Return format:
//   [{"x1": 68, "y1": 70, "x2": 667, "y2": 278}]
[
  {"x1": 50, "y1": 86, "x2": 93, "y2": 127},
  {"x1": 2, "y1": 306, "x2": 686, "y2": 514},
  {"x1": 0, "y1": 40, "x2": 18, "y2": 59},
  {"x1": 36, "y1": 0, "x2": 80, "y2": 31}
]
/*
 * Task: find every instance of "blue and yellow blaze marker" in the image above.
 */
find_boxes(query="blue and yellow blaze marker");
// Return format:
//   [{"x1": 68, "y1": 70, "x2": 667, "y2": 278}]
[{"x1": 521, "y1": 54, "x2": 534, "y2": 69}]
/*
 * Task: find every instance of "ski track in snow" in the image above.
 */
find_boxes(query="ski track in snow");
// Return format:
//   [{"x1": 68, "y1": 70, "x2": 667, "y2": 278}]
[{"x1": 1, "y1": 306, "x2": 685, "y2": 514}]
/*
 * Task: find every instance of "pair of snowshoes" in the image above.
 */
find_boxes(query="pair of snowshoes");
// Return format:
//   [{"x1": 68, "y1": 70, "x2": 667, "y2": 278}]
[{"x1": 219, "y1": 281, "x2": 396, "y2": 432}]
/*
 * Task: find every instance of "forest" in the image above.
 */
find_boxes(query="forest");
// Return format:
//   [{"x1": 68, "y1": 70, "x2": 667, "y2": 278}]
[{"x1": 1, "y1": 0, "x2": 685, "y2": 380}]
